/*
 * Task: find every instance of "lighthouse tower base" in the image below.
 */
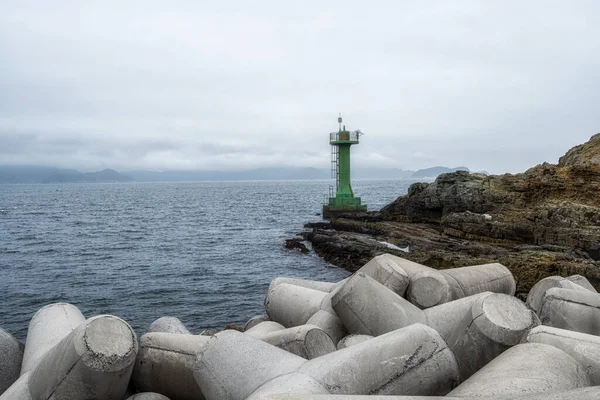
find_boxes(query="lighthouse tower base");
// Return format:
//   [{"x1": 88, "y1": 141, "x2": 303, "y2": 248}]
[{"x1": 323, "y1": 197, "x2": 367, "y2": 219}]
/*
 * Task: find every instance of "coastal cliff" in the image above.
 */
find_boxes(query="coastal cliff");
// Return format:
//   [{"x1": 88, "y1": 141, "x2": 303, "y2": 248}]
[{"x1": 300, "y1": 134, "x2": 600, "y2": 298}]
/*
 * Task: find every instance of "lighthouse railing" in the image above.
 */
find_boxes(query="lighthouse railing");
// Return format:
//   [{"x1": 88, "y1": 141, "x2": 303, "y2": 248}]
[{"x1": 330, "y1": 131, "x2": 360, "y2": 142}]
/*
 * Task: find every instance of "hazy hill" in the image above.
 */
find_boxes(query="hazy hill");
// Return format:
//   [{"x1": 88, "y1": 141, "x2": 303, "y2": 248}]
[
  {"x1": 0, "y1": 166, "x2": 132, "y2": 183},
  {"x1": 0, "y1": 165, "x2": 473, "y2": 183},
  {"x1": 127, "y1": 167, "x2": 422, "y2": 181},
  {"x1": 43, "y1": 169, "x2": 132, "y2": 183},
  {"x1": 353, "y1": 167, "x2": 415, "y2": 180},
  {"x1": 411, "y1": 166, "x2": 470, "y2": 178},
  {"x1": 125, "y1": 167, "x2": 330, "y2": 182}
]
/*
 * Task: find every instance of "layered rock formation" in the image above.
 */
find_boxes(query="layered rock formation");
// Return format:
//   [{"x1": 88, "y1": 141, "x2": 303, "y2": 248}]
[{"x1": 300, "y1": 134, "x2": 600, "y2": 297}]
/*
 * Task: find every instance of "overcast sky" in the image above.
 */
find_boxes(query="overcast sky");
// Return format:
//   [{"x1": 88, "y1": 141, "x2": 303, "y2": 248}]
[{"x1": 1, "y1": 1, "x2": 599, "y2": 174}]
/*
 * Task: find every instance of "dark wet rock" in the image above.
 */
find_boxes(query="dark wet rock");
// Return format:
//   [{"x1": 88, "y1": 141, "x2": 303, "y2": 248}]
[
  {"x1": 285, "y1": 238, "x2": 310, "y2": 255},
  {"x1": 223, "y1": 324, "x2": 244, "y2": 332},
  {"x1": 589, "y1": 243, "x2": 600, "y2": 261}
]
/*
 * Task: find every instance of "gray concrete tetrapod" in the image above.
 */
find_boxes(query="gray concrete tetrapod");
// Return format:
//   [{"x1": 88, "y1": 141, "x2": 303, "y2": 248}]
[
  {"x1": 245, "y1": 321, "x2": 286, "y2": 338},
  {"x1": 526, "y1": 275, "x2": 594, "y2": 315},
  {"x1": 268, "y1": 277, "x2": 337, "y2": 293},
  {"x1": 336, "y1": 334, "x2": 373, "y2": 350},
  {"x1": 439, "y1": 262, "x2": 516, "y2": 300},
  {"x1": 299, "y1": 323, "x2": 459, "y2": 396},
  {"x1": 148, "y1": 316, "x2": 192, "y2": 335},
  {"x1": 20, "y1": 302, "x2": 86, "y2": 375},
  {"x1": 565, "y1": 274, "x2": 597, "y2": 292},
  {"x1": 306, "y1": 310, "x2": 347, "y2": 345},
  {"x1": 328, "y1": 277, "x2": 349, "y2": 292},
  {"x1": 244, "y1": 314, "x2": 271, "y2": 331},
  {"x1": 445, "y1": 293, "x2": 540, "y2": 381},
  {"x1": 539, "y1": 287, "x2": 600, "y2": 335},
  {"x1": 356, "y1": 253, "x2": 410, "y2": 296},
  {"x1": 194, "y1": 330, "x2": 307, "y2": 400},
  {"x1": 0, "y1": 372, "x2": 31, "y2": 400},
  {"x1": 331, "y1": 273, "x2": 426, "y2": 336},
  {"x1": 317, "y1": 284, "x2": 342, "y2": 315},
  {"x1": 249, "y1": 386, "x2": 600, "y2": 400},
  {"x1": 378, "y1": 255, "x2": 452, "y2": 309},
  {"x1": 246, "y1": 373, "x2": 329, "y2": 400},
  {"x1": 250, "y1": 324, "x2": 336, "y2": 359},
  {"x1": 132, "y1": 332, "x2": 210, "y2": 400},
  {"x1": 423, "y1": 292, "x2": 492, "y2": 344},
  {"x1": 126, "y1": 393, "x2": 171, "y2": 400},
  {"x1": 447, "y1": 343, "x2": 589, "y2": 398},
  {"x1": 523, "y1": 325, "x2": 600, "y2": 385},
  {"x1": 0, "y1": 327, "x2": 24, "y2": 395},
  {"x1": 27, "y1": 315, "x2": 138, "y2": 399},
  {"x1": 265, "y1": 283, "x2": 328, "y2": 328}
]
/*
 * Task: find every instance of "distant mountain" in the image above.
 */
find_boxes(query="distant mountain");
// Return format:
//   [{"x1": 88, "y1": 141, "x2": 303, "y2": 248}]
[
  {"x1": 411, "y1": 166, "x2": 470, "y2": 178},
  {"x1": 43, "y1": 169, "x2": 132, "y2": 183},
  {"x1": 125, "y1": 167, "x2": 330, "y2": 182},
  {"x1": 0, "y1": 166, "x2": 132, "y2": 183},
  {"x1": 0, "y1": 165, "x2": 474, "y2": 183},
  {"x1": 353, "y1": 167, "x2": 414, "y2": 180},
  {"x1": 126, "y1": 167, "x2": 419, "y2": 182},
  {"x1": 0, "y1": 166, "x2": 75, "y2": 184}
]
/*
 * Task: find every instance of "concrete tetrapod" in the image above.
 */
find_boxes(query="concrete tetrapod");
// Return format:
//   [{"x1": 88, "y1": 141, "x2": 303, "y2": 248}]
[
  {"x1": 356, "y1": 254, "x2": 410, "y2": 296},
  {"x1": 246, "y1": 373, "x2": 329, "y2": 400},
  {"x1": 251, "y1": 386, "x2": 600, "y2": 399},
  {"x1": 26, "y1": 315, "x2": 138, "y2": 399},
  {"x1": 445, "y1": 293, "x2": 540, "y2": 381},
  {"x1": 0, "y1": 327, "x2": 24, "y2": 395},
  {"x1": 306, "y1": 310, "x2": 347, "y2": 345},
  {"x1": 132, "y1": 332, "x2": 210, "y2": 400},
  {"x1": 244, "y1": 315, "x2": 271, "y2": 331},
  {"x1": 193, "y1": 330, "x2": 307, "y2": 400},
  {"x1": 328, "y1": 278, "x2": 349, "y2": 292},
  {"x1": 265, "y1": 283, "x2": 328, "y2": 328},
  {"x1": 539, "y1": 287, "x2": 600, "y2": 335},
  {"x1": 447, "y1": 343, "x2": 589, "y2": 398},
  {"x1": 526, "y1": 275, "x2": 594, "y2": 315},
  {"x1": 20, "y1": 302, "x2": 86, "y2": 375},
  {"x1": 317, "y1": 284, "x2": 343, "y2": 315},
  {"x1": 148, "y1": 316, "x2": 192, "y2": 334},
  {"x1": 268, "y1": 277, "x2": 337, "y2": 293},
  {"x1": 331, "y1": 273, "x2": 426, "y2": 336},
  {"x1": 245, "y1": 321, "x2": 286, "y2": 338},
  {"x1": 299, "y1": 323, "x2": 459, "y2": 396},
  {"x1": 523, "y1": 325, "x2": 600, "y2": 385},
  {"x1": 126, "y1": 393, "x2": 171, "y2": 400},
  {"x1": 439, "y1": 262, "x2": 516, "y2": 300},
  {"x1": 336, "y1": 334, "x2": 373, "y2": 350},
  {"x1": 565, "y1": 274, "x2": 597, "y2": 292},
  {"x1": 423, "y1": 292, "x2": 492, "y2": 344},
  {"x1": 377, "y1": 255, "x2": 452, "y2": 309},
  {"x1": 250, "y1": 324, "x2": 336, "y2": 359},
  {"x1": 0, "y1": 372, "x2": 31, "y2": 400}
]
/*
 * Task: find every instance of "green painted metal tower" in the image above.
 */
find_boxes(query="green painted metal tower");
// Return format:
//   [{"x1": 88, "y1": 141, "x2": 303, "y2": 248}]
[{"x1": 323, "y1": 114, "x2": 367, "y2": 218}]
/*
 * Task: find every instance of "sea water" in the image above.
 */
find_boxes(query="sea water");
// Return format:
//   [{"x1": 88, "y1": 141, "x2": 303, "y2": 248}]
[{"x1": 0, "y1": 179, "x2": 415, "y2": 339}]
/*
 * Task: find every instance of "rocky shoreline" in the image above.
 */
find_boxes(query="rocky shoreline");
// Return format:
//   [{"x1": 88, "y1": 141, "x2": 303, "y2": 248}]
[{"x1": 292, "y1": 133, "x2": 600, "y2": 298}]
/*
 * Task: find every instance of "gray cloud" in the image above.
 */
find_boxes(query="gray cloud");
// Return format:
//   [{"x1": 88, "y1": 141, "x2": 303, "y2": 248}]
[{"x1": 1, "y1": 1, "x2": 599, "y2": 174}]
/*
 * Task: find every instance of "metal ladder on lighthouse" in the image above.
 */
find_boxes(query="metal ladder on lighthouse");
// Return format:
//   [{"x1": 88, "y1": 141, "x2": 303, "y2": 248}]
[{"x1": 329, "y1": 144, "x2": 339, "y2": 199}]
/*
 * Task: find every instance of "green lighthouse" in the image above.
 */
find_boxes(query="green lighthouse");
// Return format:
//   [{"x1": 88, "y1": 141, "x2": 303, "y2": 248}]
[{"x1": 323, "y1": 114, "x2": 367, "y2": 218}]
